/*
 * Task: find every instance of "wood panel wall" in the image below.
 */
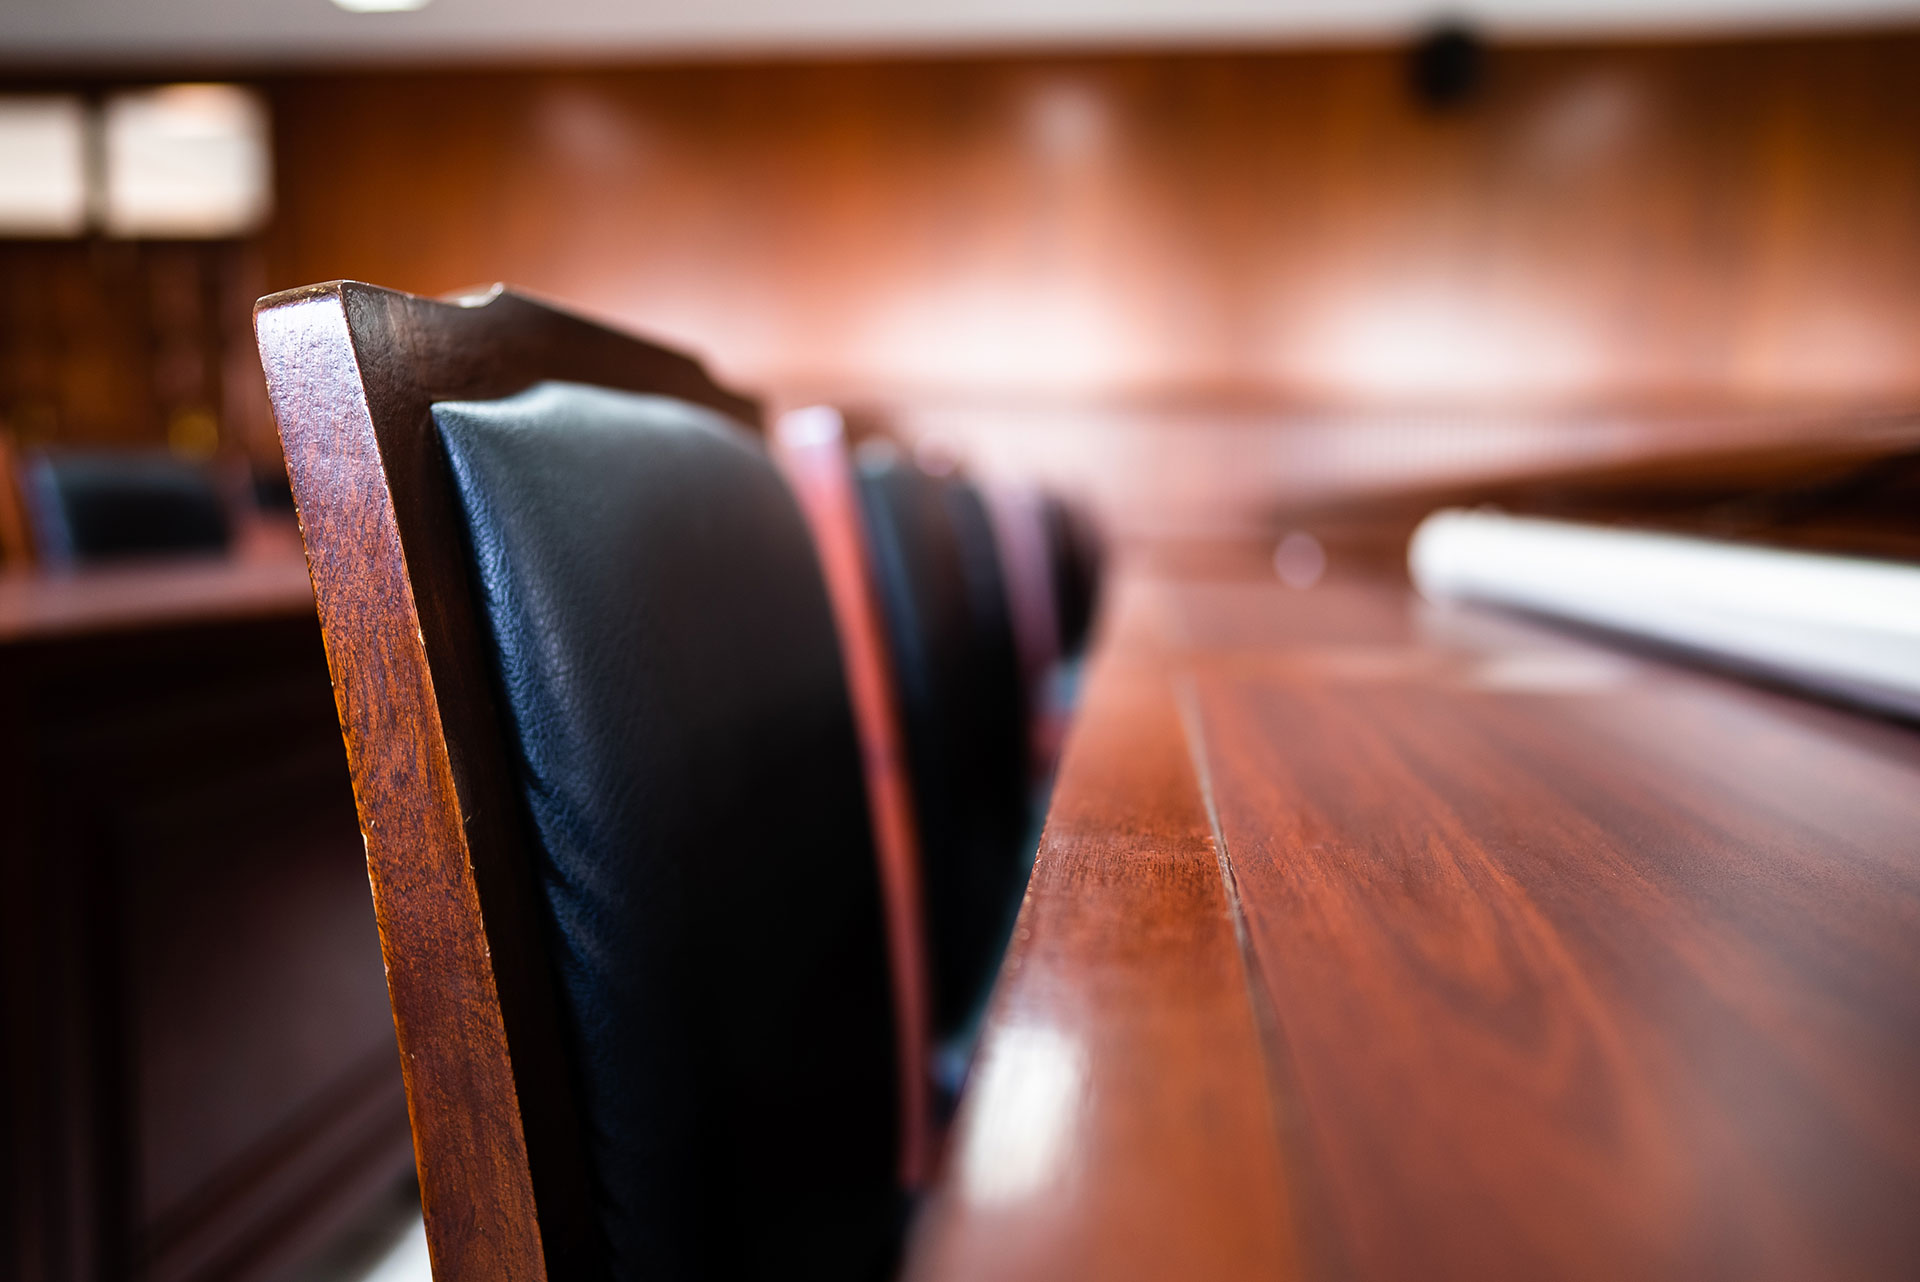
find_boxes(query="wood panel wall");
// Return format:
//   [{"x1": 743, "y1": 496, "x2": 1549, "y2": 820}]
[
  {"x1": 261, "y1": 34, "x2": 1920, "y2": 413},
  {"x1": 0, "y1": 240, "x2": 270, "y2": 464},
  {"x1": 6, "y1": 32, "x2": 1920, "y2": 533}
]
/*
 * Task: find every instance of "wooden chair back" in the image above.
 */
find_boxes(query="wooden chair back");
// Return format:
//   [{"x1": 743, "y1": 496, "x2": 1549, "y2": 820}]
[
  {"x1": 773, "y1": 407, "x2": 933, "y2": 1181},
  {"x1": 254, "y1": 281, "x2": 765, "y2": 1282}
]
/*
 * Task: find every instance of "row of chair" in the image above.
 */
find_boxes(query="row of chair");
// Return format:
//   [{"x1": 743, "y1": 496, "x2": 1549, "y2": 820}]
[
  {"x1": 255, "y1": 281, "x2": 1098, "y2": 1282},
  {"x1": 779, "y1": 416, "x2": 1098, "y2": 1124}
]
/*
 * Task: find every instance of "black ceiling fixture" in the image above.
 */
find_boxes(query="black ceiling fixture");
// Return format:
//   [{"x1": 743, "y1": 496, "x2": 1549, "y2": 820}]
[{"x1": 1409, "y1": 21, "x2": 1487, "y2": 112}]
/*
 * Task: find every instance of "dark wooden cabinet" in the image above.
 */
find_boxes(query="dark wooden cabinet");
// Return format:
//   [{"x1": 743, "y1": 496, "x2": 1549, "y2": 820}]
[{"x1": 1, "y1": 563, "x2": 414, "y2": 1282}]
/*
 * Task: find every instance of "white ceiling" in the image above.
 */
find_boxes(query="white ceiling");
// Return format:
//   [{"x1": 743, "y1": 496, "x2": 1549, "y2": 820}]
[{"x1": 3, "y1": 0, "x2": 1918, "y2": 66}]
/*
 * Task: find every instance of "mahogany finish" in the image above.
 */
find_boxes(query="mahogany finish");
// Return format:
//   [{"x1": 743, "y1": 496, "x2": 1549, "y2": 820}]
[
  {"x1": 906, "y1": 577, "x2": 1299, "y2": 1282},
  {"x1": 907, "y1": 558, "x2": 1920, "y2": 1281},
  {"x1": 0, "y1": 563, "x2": 411, "y2": 1282},
  {"x1": 0, "y1": 554, "x2": 314, "y2": 644},
  {"x1": 254, "y1": 281, "x2": 760, "y2": 1282}
]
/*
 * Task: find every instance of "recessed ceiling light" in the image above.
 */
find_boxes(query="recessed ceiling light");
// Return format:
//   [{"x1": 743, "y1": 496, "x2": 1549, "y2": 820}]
[{"x1": 331, "y1": 0, "x2": 431, "y2": 13}]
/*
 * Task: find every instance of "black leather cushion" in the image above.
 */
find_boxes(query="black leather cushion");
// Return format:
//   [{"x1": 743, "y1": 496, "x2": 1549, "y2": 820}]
[
  {"x1": 26, "y1": 452, "x2": 230, "y2": 563},
  {"x1": 432, "y1": 384, "x2": 900, "y2": 1282},
  {"x1": 855, "y1": 455, "x2": 1030, "y2": 1039}
]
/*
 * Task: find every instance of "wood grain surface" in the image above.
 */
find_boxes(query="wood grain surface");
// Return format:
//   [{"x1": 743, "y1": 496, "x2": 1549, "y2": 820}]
[
  {"x1": 907, "y1": 559, "x2": 1920, "y2": 1281},
  {"x1": 905, "y1": 576, "x2": 1300, "y2": 1282}
]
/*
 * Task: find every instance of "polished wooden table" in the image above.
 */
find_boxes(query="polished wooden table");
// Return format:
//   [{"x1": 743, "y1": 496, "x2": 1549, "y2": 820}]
[
  {"x1": 0, "y1": 553, "x2": 316, "y2": 644},
  {"x1": 906, "y1": 558, "x2": 1920, "y2": 1282}
]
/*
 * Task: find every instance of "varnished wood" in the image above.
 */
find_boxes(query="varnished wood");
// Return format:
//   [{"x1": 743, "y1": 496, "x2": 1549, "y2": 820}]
[
  {"x1": 255, "y1": 280, "x2": 760, "y2": 1282},
  {"x1": 908, "y1": 557, "x2": 1920, "y2": 1280},
  {"x1": 0, "y1": 553, "x2": 313, "y2": 644},
  {"x1": 905, "y1": 575, "x2": 1300, "y2": 1282}
]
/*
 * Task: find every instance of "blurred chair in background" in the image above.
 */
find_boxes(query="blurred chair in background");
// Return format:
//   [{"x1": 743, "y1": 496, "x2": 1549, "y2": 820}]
[
  {"x1": 778, "y1": 407, "x2": 1111, "y2": 1127},
  {"x1": 978, "y1": 482, "x2": 1104, "y2": 781},
  {"x1": 978, "y1": 484, "x2": 1062, "y2": 775},
  {"x1": 22, "y1": 449, "x2": 231, "y2": 564},
  {"x1": 853, "y1": 445, "x2": 1032, "y2": 1066},
  {"x1": 1030, "y1": 491, "x2": 1104, "y2": 770},
  {"x1": 1038, "y1": 490, "x2": 1102, "y2": 662},
  {"x1": 774, "y1": 405, "x2": 935, "y2": 1185},
  {"x1": 258, "y1": 282, "x2": 906, "y2": 1282}
]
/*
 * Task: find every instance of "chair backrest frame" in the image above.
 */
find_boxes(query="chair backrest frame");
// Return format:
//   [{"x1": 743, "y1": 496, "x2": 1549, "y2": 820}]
[
  {"x1": 772, "y1": 407, "x2": 932, "y2": 1186},
  {"x1": 254, "y1": 280, "x2": 761, "y2": 1282}
]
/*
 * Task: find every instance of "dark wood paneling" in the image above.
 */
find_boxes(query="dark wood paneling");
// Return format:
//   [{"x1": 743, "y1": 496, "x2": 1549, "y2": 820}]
[
  {"x1": 0, "y1": 240, "x2": 275, "y2": 466},
  {"x1": 0, "y1": 583, "x2": 414, "y2": 1282}
]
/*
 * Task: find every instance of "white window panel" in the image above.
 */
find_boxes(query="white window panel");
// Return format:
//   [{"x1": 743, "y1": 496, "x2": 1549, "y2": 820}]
[
  {"x1": 102, "y1": 84, "x2": 271, "y2": 239},
  {"x1": 0, "y1": 96, "x2": 88, "y2": 237}
]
